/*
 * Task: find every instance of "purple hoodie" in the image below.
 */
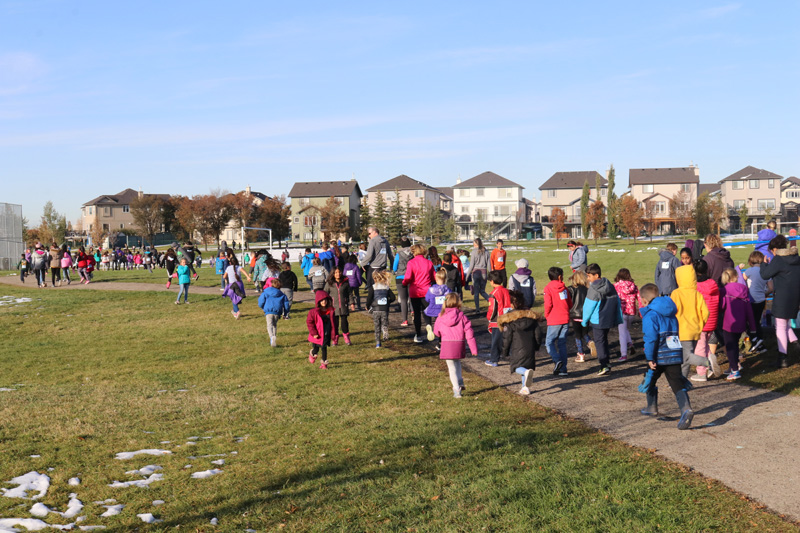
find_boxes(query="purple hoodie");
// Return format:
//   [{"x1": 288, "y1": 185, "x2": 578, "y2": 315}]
[
  {"x1": 424, "y1": 283, "x2": 451, "y2": 317},
  {"x1": 721, "y1": 282, "x2": 756, "y2": 333},
  {"x1": 343, "y1": 262, "x2": 362, "y2": 288}
]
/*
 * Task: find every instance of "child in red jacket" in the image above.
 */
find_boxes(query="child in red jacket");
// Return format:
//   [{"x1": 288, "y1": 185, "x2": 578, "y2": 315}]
[
  {"x1": 307, "y1": 290, "x2": 338, "y2": 370},
  {"x1": 485, "y1": 270, "x2": 511, "y2": 367},
  {"x1": 544, "y1": 266, "x2": 573, "y2": 376}
]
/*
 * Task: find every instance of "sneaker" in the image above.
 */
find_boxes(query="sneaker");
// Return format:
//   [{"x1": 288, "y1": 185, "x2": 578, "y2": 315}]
[
  {"x1": 575, "y1": 353, "x2": 585, "y2": 363},
  {"x1": 597, "y1": 367, "x2": 611, "y2": 376},
  {"x1": 413, "y1": 335, "x2": 424, "y2": 344},
  {"x1": 558, "y1": 370, "x2": 568, "y2": 377},
  {"x1": 690, "y1": 374, "x2": 707, "y2": 382},
  {"x1": 618, "y1": 355, "x2": 628, "y2": 362},
  {"x1": 376, "y1": 342, "x2": 382, "y2": 349},
  {"x1": 628, "y1": 344, "x2": 636, "y2": 356},
  {"x1": 588, "y1": 341, "x2": 597, "y2": 358},
  {"x1": 552, "y1": 361, "x2": 563, "y2": 375},
  {"x1": 332, "y1": 338, "x2": 338, "y2": 346},
  {"x1": 400, "y1": 321, "x2": 409, "y2": 327},
  {"x1": 523, "y1": 368, "x2": 534, "y2": 389},
  {"x1": 344, "y1": 334, "x2": 351, "y2": 346},
  {"x1": 219, "y1": 288, "x2": 225, "y2": 291},
  {"x1": 518, "y1": 386, "x2": 531, "y2": 395},
  {"x1": 484, "y1": 361, "x2": 498, "y2": 367},
  {"x1": 184, "y1": 301, "x2": 190, "y2": 305},
  {"x1": 460, "y1": 385, "x2": 466, "y2": 392},
  {"x1": 319, "y1": 362, "x2": 328, "y2": 370},
  {"x1": 270, "y1": 337, "x2": 277, "y2": 348},
  {"x1": 174, "y1": 301, "x2": 180, "y2": 305},
  {"x1": 166, "y1": 281, "x2": 171, "y2": 289},
  {"x1": 726, "y1": 370, "x2": 741, "y2": 381},
  {"x1": 453, "y1": 388, "x2": 462, "y2": 399},
  {"x1": 308, "y1": 350, "x2": 317, "y2": 364},
  {"x1": 193, "y1": 273, "x2": 199, "y2": 280},
  {"x1": 382, "y1": 328, "x2": 389, "y2": 341},
  {"x1": 426, "y1": 324, "x2": 435, "y2": 342},
  {"x1": 751, "y1": 337, "x2": 764, "y2": 351}
]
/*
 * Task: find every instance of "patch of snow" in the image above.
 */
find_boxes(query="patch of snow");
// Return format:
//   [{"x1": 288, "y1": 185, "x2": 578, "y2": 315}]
[
  {"x1": 183, "y1": 465, "x2": 192, "y2": 469},
  {"x1": 152, "y1": 500, "x2": 164, "y2": 506},
  {"x1": 124, "y1": 465, "x2": 162, "y2": 477},
  {"x1": 0, "y1": 388, "x2": 16, "y2": 392},
  {"x1": 99, "y1": 504, "x2": 124, "y2": 517},
  {"x1": 187, "y1": 436, "x2": 199, "y2": 441},
  {"x1": 605, "y1": 249, "x2": 627, "y2": 253},
  {"x1": 78, "y1": 527, "x2": 106, "y2": 531},
  {"x1": 196, "y1": 454, "x2": 225, "y2": 458},
  {"x1": 29, "y1": 455, "x2": 41, "y2": 459},
  {"x1": 29, "y1": 503, "x2": 51, "y2": 517},
  {"x1": 176, "y1": 389, "x2": 188, "y2": 392},
  {"x1": 68, "y1": 478, "x2": 80, "y2": 487},
  {"x1": 136, "y1": 513, "x2": 162, "y2": 524},
  {"x1": 210, "y1": 517, "x2": 218, "y2": 525},
  {"x1": 0, "y1": 518, "x2": 50, "y2": 531},
  {"x1": 185, "y1": 442, "x2": 197, "y2": 446},
  {"x1": 1, "y1": 472, "x2": 50, "y2": 500},
  {"x1": 210, "y1": 459, "x2": 224, "y2": 466},
  {"x1": 108, "y1": 473, "x2": 163, "y2": 489},
  {"x1": 92, "y1": 499, "x2": 115, "y2": 505},
  {"x1": 61, "y1": 494, "x2": 83, "y2": 518},
  {"x1": 159, "y1": 441, "x2": 170, "y2": 445},
  {"x1": 190, "y1": 469, "x2": 222, "y2": 479},
  {"x1": 114, "y1": 449, "x2": 171, "y2": 460},
  {"x1": 0, "y1": 296, "x2": 33, "y2": 307}
]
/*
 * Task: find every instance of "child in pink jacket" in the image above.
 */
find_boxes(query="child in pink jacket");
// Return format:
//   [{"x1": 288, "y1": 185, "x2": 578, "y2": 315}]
[
  {"x1": 306, "y1": 290, "x2": 338, "y2": 370},
  {"x1": 433, "y1": 293, "x2": 478, "y2": 398}
]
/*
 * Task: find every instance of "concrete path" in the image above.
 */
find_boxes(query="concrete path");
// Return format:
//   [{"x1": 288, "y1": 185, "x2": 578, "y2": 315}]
[{"x1": 3, "y1": 276, "x2": 799, "y2": 522}]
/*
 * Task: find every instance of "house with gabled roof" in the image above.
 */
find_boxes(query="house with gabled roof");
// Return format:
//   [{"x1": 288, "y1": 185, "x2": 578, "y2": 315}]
[
  {"x1": 538, "y1": 171, "x2": 607, "y2": 238},
  {"x1": 628, "y1": 166, "x2": 700, "y2": 234},
  {"x1": 719, "y1": 166, "x2": 782, "y2": 230},
  {"x1": 452, "y1": 171, "x2": 525, "y2": 239},
  {"x1": 780, "y1": 176, "x2": 800, "y2": 222},
  {"x1": 288, "y1": 179, "x2": 362, "y2": 243},
  {"x1": 81, "y1": 188, "x2": 170, "y2": 238},
  {"x1": 366, "y1": 175, "x2": 443, "y2": 211}
]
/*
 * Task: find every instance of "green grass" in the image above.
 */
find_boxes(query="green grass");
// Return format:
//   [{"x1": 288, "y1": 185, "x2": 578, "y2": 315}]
[{"x1": 0, "y1": 285, "x2": 796, "y2": 531}]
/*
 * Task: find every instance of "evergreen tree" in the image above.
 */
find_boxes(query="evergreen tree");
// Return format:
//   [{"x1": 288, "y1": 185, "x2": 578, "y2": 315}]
[
  {"x1": 580, "y1": 180, "x2": 590, "y2": 239},
  {"x1": 386, "y1": 188, "x2": 405, "y2": 245},
  {"x1": 606, "y1": 165, "x2": 619, "y2": 238},
  {"x1": 359, "y1": 198, "x2": 371, "y2": 241},
  {"x1": 403, "y1": 196, "x2": 415, "y2": 237},
  {"x1": 372, "y1": 192, "x2": 388, "y2": 236}
]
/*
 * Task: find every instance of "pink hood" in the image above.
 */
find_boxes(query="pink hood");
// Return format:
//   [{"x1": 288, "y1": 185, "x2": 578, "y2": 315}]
[{"x1": 433, "y1": 308, "x2": 478, "y2": 360}]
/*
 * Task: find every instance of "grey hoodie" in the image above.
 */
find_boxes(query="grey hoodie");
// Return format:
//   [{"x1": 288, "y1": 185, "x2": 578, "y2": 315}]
[
  {"x1": 361, "y1": 234, "x2": 393, "y2": 270},
  {"x1": 570, "y1": 245, "x2": 588, "y2": 271},
  {"x1": 654, "y1": 249, "x2": 681, "y2": 295}
]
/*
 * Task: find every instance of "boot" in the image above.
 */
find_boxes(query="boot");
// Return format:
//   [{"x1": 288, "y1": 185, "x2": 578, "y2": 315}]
[
  {"x1": 675, "y1": 389, "x2": 694, "y2": 430},
  {"x1": 640, "y1": 387, "x2": 658, "y2": 416},
  {"x1": 708, "y1": 352, "x2": 721, "y2": 377},
  {"x1": 343, "y1": 333, "x2": 351, "y2": 346},
  {"x1": 776, "y1": 355, "x2": 788, "y2": 369}
]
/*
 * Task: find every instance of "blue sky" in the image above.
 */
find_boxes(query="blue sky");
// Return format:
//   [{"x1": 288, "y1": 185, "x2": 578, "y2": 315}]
[{"x1": 1, "y1": 1, "x2": 798, "y2": 223}]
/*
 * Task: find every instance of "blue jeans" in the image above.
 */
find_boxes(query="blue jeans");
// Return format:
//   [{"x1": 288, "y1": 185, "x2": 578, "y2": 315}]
[
  {"x1": 232, "y1": 302, "x2": 240, "y2": 313},
  {"x1": 515, "y1": 366, "x2": 532, "y2": 385},
  {"x1": 489, "y1": 328, "x2": 503, "y2": 363},
  {"x1": 546, "y1": 324, "x2": 569, "y2": 369},
  {"x1": 176, "y1": 283, "x2": 189, "y2": 303},
  {"x1": 472, "y1": 270, "x2": 490, "y2": 311},
  {"x1": 220, "y1": 275, "x2": 226, "y2": 289}
]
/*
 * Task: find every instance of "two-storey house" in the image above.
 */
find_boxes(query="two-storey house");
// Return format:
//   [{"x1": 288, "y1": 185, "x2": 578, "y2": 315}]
[
  {"x1": 538, "y1": 171, "x2": 607, "y2": 238},
  {"x1": 452, "y1": 171, "x2": 524, "y2": 240},
  {"x1": 81, "y1": 188, "x2": 170, "y2": 240},
  {"x1": 628, "y1": 167, "x2": 699, "y2": 234},
  {"x1": 288, "y1": 180, "x2": 362, "y2": 243},
  {"x1": 780, "y1": 176, "x2": 800, "y2": 223},
  {"x1": 719, "y1": 166, "x2": 782, "y2": 230}
]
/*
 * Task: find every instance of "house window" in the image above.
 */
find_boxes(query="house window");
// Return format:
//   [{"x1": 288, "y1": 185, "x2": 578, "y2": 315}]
[
  {"x1": 89, "y1": 224, "x2": 93, "y2": 231},
  {"x1": 460, "y1": 189, "x2": 469, "y2": 197},
  {"x1": 476, "y1": 188, "x2": 484, "y2": 197},
  {"x1": 601, "y1": 189, "x2": 607, "y2": 196},
  {"x1": 547, "y1": 189, "x2": 556, "y2": 198},
  {"x1": 122, "y1": 205, "x2": 130, "y2": 213},
  {"x1": 303, "y1": 216, "x2": 318, "y2": 227},
  {"x1": 494, "y1": 205, "x2": 510, "y2": 216},
  {"x1": 102, "y1": 224, "x2": 108, "y2": 231},
  {"x1": 88, "y1": 207, "x2": 93, "y2": 215},
  {"x1": 460, "y1": 206, "x2": 469, "y2": 213},
  {"x1": 498, "y1": 188, "x2": 513, "y2": 198},
  {"x1": 768, "y1": 179, "x2": 775, "y2": 189},
  {"x1": 293, "y1": 217, "x2": 299, "y2": 223},
  {"x1": 119, "y1": 223, "x2": 124, "y2": 229},
  {"x1": 732, "y1": 181, "x2": 744, "y2": 190},
  {"x1": 103, "y1": 207, "x2": 112, "y2": 216},
  {"x1": 733, "y1": 200, "x2": 746, "y2": 209},
  {"x1": 789, "y1": 191, "x2": 800, "y2": 199},
  {"x1": 415, "y1": 190, "x2": 423, "y2": 198},
  {"x1": 304, "y1": 232, "x2": 313, "y2": 240},
  {"x1": 385, "y1": 192, "x2": 396, "y2": 202},
  {"x1": 299, "y1": 198, "x2": 309, "y2": 206},
  {"x1": 749, "y1": 180, "x2": 760, "y2": 189},
  {"x1": 681, "y1": 183, "x2": 691, "y2": 193},
  {"x1": 654, "y1": 202, "x2": 666, "y2": 214},
  {"x1": 757, "y1": 199, "x2": 776, "y2": 211},
  {"x1": 476, "y1": 208, "x2": 488, "y2": 218},
  {"x1": 643, "y1": 184, "x2": 654, "y2": 194}
]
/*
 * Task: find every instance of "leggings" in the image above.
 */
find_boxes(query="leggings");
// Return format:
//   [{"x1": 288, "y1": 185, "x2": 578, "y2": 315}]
[
  {"x1": 78, "y1": 267, "x2": 88, "y2": 282},
  {"x1": 166, "y1": 263, "x2": 175, "y2": 279},
  {"x1": 774, "y1": 318, "x2": 798, "y2": 355},
  {"x1": 50, "y1": 267, "x2": 61, "y2": 285},
  {"x1": 411, "y1": 297, "x2": 432, "y2": 336},
  {"x1": 445, "y1": 360, "x2": 464, "y2": 390},
  {"x1": 571, "y1": 320, "x2": 591, "y2": 354},
  {"x1": 333, "y1": 315, "x2": 349, "y2": 334},
  {"x1": 722, "y1": 330, "x2": 742, "y2": 372},
  {"x1": 396, "y1": 280, "x2": 409, "y2": 321},
  {"x1": 618, "y1": 314, "x2": 635, "y2": 356},
  {"x1": 751, "y1": 301, "x2": 766, "y2": 340},
  {"x1": 352, "y1": 287, "x2": 362, "y2": 309},
  {"x1": 311, "y1": 342, "x2": 328, "y2": 362},
  {"x1": 34, "y1": 268, "x2": 46, "y2": 285},
  {"x1": 471, "y1": 270, "x2": 490, "y2": 311}
]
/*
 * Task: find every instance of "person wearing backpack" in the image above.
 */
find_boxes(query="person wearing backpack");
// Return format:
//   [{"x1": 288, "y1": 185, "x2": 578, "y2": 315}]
[{"x1": 509, "y1": 258, "x2": 536, "y2": 309}]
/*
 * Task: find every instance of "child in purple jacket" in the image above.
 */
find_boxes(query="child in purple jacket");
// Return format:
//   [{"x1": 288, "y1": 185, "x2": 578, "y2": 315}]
[
  {"x1": 343, "y1": 254, "x2": 364, "y2": 310},
  {"x1": 720, "y1": 268, "x2": 756, "y2": 381},
  {"x1": 433, "y1": 293, "x2": 478, "y2": 398},
  {"x1": 425, "y1": 269, "x2": 452, "y2": 342}
]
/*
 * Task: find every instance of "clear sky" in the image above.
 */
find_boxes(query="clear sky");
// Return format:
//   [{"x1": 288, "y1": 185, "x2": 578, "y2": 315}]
[{"x1": 2, "y1": 1, "x2": 798, "y2": 224}]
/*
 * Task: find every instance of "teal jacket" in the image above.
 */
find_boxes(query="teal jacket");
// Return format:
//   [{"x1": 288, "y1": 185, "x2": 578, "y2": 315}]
[{"x1": 177, "y1": 265, "x2": 191, "y2": 285}]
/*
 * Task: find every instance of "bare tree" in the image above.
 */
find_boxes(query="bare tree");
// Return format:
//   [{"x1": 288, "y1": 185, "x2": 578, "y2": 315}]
[
  {"x1": 587, "y1": 200, "x2": 606, "y2": 246},
  {"x1": 551, "y1": 207, "x2": 567, "y2": 248},
  {"x1": 317, "y1": 196, "x2": 349, "y2": 242},
  {"x1": 256, "y1": 195, "x2": 292, "y2": 246},
  {"x1": 130, "y1": 195, "x2": 164, "y2": 247},
  {"x1": 619, "y1": 195, "x2": 645, "y2": 246},
  {"x1": 195, "y1": 193, "x2": 234, "y2": 248},
  {"x1": 669, "y1": 190, "x2": 694, "y2": 235},
  {"x1": 643, "y1": 201, "x2": 658, "y2": 241},
  {"x1": 709, "y1": 196, "x2": 728, "y2": 234}
]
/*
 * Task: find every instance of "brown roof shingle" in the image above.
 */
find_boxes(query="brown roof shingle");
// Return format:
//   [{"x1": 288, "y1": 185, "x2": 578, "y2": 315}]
[
  {"x1": 366, "y1": 175, "x2": 439, "y2": 193},
  {"x1": 83, "y1": 188, "x2": 170, "y2": 207},
  {"x1": 454, "y1": 171, "x2": 523, "y2": 189},
  {"x1": 719, "y1": 165, "x2": 782, "y2": 183},
  {"x1": 697, "y1": 183, "x2": 721, "y2": 196},
  {"x1": 539, "y1": 171, "x2": 605, "y2": 190},
  {"x1": 628, "y1": 167, "x2": 699, "y2": 187},
  {"x1": 288, "y1": 180, "x2": 362, "y2": 198}
]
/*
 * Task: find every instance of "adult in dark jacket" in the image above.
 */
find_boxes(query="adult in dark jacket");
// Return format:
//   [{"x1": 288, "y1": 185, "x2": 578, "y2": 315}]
[
  {"x1": 759, "y1": 236, "x2": 800, "y2": 367},
  {"x1": 360, "y1": 226, "x2": 393, "y2": 287},
  {"x1": 702, "y1": 234, "x2": 734, "y2": 286}
]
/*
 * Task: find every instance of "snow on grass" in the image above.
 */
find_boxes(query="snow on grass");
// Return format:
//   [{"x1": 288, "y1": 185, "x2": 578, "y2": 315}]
[
  {"x1": 124, "y1": 465, "x2": 162, "y2": 477},
  {"x1": 152, "y1": 500, "x2": 164, "y2": 506},
  {"x1": 68, "y1": 478, "x2": 80, "y2": 487},
  {"x1": 0, "y1": 518, "x2": 77, "y2": 531},
  {"x1": 190, "y1": 469, "x2": 222, "y2": 479},
  {"x1": 0, "y1": 296, "x2": 33, "y2": 307},
  {"x1": 108, "y1": 474, "x2": 163, "y2": 489},
  {"x1": 99, "y1": 504, "x2": 124, "y2": 517},
  {"x1": 1, "y1": 472, "x2": 50, "y2": 500},
  {"x1": 61, "y1": 494, "x2": 83, "y2": 519},
  {"x1": 210, "y1": 517, "x2": 218, "y2": 525},
  {"x1": 78, "y1": 527, "x2": 106, "y2": 531},
  {"x1": 114, "y1": 449, "x2": 171, "y2": 460},
  {"x1": 210, "y1": 459, "x2": 224, "y2": 466},
  {"x1": 29, "y1": 503, "x2": 51, "y2": 517},
  {"x1": 0, "y1": 388, "x2": 16, "y2": 392},
  {"x1": 136, "y1": 513, "x2": 162, "y2": 524}
]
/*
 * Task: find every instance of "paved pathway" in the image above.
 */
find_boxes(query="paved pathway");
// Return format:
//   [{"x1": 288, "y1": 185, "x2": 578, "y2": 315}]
[{"x1": 3, "y1": 276, "x2": 799, "y2": 523}]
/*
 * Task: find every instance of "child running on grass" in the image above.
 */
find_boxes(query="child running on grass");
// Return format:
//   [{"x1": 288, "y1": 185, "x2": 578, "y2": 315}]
[
  {"x1": 638, "y1": 283, "x2": 695, "y2": 430},
  {"x1": 671, "y1": 265, "x2": 710, "y2": 379},
  {"x1": 499, "y1": 290, "x2": 541, "y2": 395},
  {"x1": 223, "y1": 254, "x2": 252, "y2": 319},
  {"x1": 326, "y1": 266, "x2": 352, "y2": 346},
  {"x1": 433, "y1": 293, "x2": 478, "y2": 398},
  {"x1": 307, "y1": 290, "x2": 338, "y2": 369},
  {"x1": 366, "y1": 269, "x2": 396, "y2": 348},
  {"x1": 258, "y1": 278, "x2": 290, "y2": 347},
  {"x1": 343, "y1": 254, "x2": 364, "y2": 310},
  {"x1": 582, "y1": 263, "x2": 623, "y2": 376},
  {"x1": 568, "y1": 270, "x2": 594, "y2": 362},
  {"x1": 308, "y1": 258, "x2": 328, "y2": 291},
  {"x1": 544, "y1": 266, "x2": 572, "y2": 376},
  {"x1": 425, "y1": 269, "x2": 451, "y2": 342},
  {"x1": 485, "y1": 270, "x2": 511, "y2": 367},
  {"x1": 613, "y1": 268, "x2": 639, "y2": 362},
  {"x1": 16, "y1": 254, "x2": 28, "y2": 283},
  {"x1": 720, "y1": 268, "x2": 756, "y2": 381},
  {"x1": 175, "y1": 257, "x2": 191, "y2": 305},
  {"x1": 278, "y1": 262, "x2": 298, "y2": 319}
]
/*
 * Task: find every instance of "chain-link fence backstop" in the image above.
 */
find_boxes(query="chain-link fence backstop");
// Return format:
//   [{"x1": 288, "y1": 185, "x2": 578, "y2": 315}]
[{"x1": 0, "y1": 203, "x2": 24, "y2": 271}]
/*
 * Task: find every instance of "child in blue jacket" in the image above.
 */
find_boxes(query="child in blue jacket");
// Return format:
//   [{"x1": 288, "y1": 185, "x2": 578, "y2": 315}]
[
  {"x1": 258, "y1": 279, "x2": 290, "y2": 347},
  {"x1": 638, "y1": 283, "x2": 694, "y2": 430},
  {"x1": 175, "y1": 258, "x2": 191, "y2": 304}
]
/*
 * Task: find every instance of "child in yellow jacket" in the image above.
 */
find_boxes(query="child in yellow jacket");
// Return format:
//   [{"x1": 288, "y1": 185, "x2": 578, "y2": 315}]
[{"x1": 671, "y1": 265, "x2": 710, "y2": 379}]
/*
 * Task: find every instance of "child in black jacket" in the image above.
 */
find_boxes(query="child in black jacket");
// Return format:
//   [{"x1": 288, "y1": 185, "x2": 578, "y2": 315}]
[
  {"x1": 366, "y1": 269, "x2": 396, "y2": 348},
  {"x1": 278, "y1": 262, "x2": 298, "y2": 319},
  {"x1": 499, "y1": 290, "x2": 542, "y2": 395}
]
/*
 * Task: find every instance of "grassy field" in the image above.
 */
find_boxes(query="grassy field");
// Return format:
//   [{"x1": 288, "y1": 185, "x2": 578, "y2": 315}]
[{"x1": 0, "y1": 281, "x2": 797, "y2": 531}]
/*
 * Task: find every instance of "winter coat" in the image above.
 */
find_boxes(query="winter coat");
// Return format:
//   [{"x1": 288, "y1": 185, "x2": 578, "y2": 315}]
[
  {"x1": 222, "y1": 279, "x2": 245, "y2": 306},
  {"x1": 60, "y1": 253, "x2": 73, "y2": 269},
  {"x1": 686, "y1": 239, "x2": 705, "y2": 263},
  {"x1": 641, "y1": 296, "x2": 683, "y2": 366},
  {"x1": 450, "y1": 255, "x2": 465, "y2": 284},
  {"x1": 760, "y1": 247, "x2": 800, "y2": 319},
  {"x1": 696, "y1": 279, "x2": 720, "y2": 332},
  {"x1": 490, "y1": 248, "x2": 507, "y2": 272},
  {"x1": 614, "y1": 280, "x2": 639, "y2": 316},
  {"x1": 470, "y1": 248, "x2": 490, "y2": 272},
  {"x1": 31, "y1": 249, "x2": 48, "y2": 270},
  {"x1": 325, "y1": 280, "x2": 351, "y2": 316},
  {"x1": 498, "y1": 309, "x2": 541, "y2": 373},
  {"x1": 756, "y1": 228, "x2": 777, "y2": 261},
  {"x1": 424, "y1": 284, "x2": 451, "y2": 317},
  {"x1": 306, "y1": 291, "x2": 337, "y2": 345},
  {"x1": 278, "y1": 270, "x2": 298, "y2": 292},
  {"x1": 670, "y1": 265, "x2": 709, "y2": 341},
  {"x1": 177, "y1": 265, "x2": 191, "y2": 285},
  {"x1": 569, "y1": 245, "x2": 588, "y2": 271},
  {"x1": 393, "y1": 248, "x2": 412, "y2": 279},
  {"x1": 433, "y1": 307, "x2": 478, "y2": 360},
  {"x1": 441, "y1": 263, "x2": 462, "y2": 293},
  {"x1": 360, "y1": 234, "x2": 393, "y2": 270},
  {"x1": 258, "y1": 286, "x2": 289, "y2": 315},
  {"x1": 567, "y1": 285, "x2": 587, "y2": 320},
  {"x1": 744, "y1": 265, "x2": 769, "y2": 304},
  {"x1": 544, "y1": 280, "x2": 571, "y2": 326},
  {"x1": 654, "y1": 249, "x2": 681, "y2": 295},
  {"x1": 75, "y1": 251, "x2": 88, "y2": 269},
  {"x1": 252, "y1": 256, "x2": 269, "y2": 284},
  {"x1": 300, "y1": 253, "x2": 315, "y2": 276},
  {"x1": 343, "y1": 262, "x2": 363, "y2": 288},
  {"x1": 487, "y1": 285, "x2": 511, "y2": 331},
  {"x1": 402, "y1": 255, "x2": 435, "y2": 299},
  {"x1": 308, "y1": 265, "x2": 329, "y2": 291},
  {"x1": 582, "y1": 277, "x2": 623, "y2": 329},
  {"x1": 721, "y1": 282, "x2": 756, "y2": 333},
  {"x1": 704, "y1": 247, "x2": 734, "y2": 285},
  {"x1": 49, "y1": 246, "x2": 61, "y2": 269},
  {"x1": 366, "y1": 282, "x2": 396, "y2": 312},
  {"x1": 318, "y1": 250, "x2": 335, "y2": 273},
  {"x1": 510, "y1": 268, "x2": 536, "y2": 309}
]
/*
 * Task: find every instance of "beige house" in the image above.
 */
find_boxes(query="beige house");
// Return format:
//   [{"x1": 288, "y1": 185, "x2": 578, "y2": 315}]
[
  {"x1": 218, "y1": 186, "x2": 268, "y2": 244},
  {"x1": 453, "y1": 171, "x2": 525, "y2": 239},
  {"x1": 719, "y1": 166, "x2": 782, "y2": 230},
  {"x1": 780, "y1": 176, "x2": 800, "y2": 222},
  {"x1": 366, "y1": 175, "x2": 442, "y2": 211},
  {"x1": 81, "y1": 188, "x2": 170, "y2": 240},
  {"x1": 288, "y1": 180, "x2": 362, "y2": 243},
  {"x1": 628, "y1": 167, "x2": 700, "y2": 234},
  {"x1": 538, "y1": 171, "x2": 607, "y2": 238}
]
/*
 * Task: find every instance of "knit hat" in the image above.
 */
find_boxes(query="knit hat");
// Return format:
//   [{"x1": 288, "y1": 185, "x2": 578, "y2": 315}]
[{"x1": 515, "y1": 258, "x2": 528, "y2": 269}]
